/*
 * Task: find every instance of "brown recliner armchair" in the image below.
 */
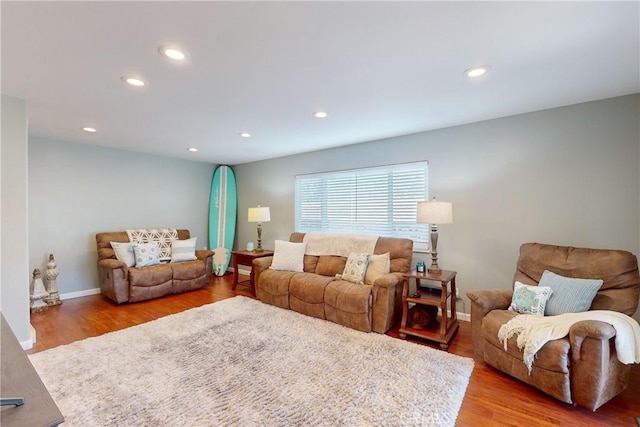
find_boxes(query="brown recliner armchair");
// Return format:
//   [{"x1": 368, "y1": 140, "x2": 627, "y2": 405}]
[{"x1": 467, "y1": 243, "x2": 640, "y2": 411}]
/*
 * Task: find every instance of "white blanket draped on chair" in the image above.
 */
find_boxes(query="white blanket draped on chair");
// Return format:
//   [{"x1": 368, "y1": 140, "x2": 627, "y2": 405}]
[{"x1": 498, "y1": 310, "x2": 640, "y2": 373}]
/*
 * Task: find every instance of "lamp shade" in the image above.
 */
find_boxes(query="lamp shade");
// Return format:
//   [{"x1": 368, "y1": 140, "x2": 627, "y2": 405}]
[
  {"x1": 417, "y1": 199, "x2": 453, "y2": 224},
  {"x1": 248, "y1": 206, "x2": 271, "y2": 223}
]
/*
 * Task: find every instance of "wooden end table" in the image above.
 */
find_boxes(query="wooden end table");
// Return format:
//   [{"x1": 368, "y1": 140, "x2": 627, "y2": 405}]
[
  {"x1": 399, "y1": 269, "x2": 459, "y2": 350},
  {"x1": 231, "y1": 250, "x2": 274, "y2": 294}
]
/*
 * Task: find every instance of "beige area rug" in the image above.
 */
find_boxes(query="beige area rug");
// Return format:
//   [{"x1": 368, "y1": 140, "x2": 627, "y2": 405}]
[{"x1": 29, "y1": 296, "x2": 474, "y2": 426}]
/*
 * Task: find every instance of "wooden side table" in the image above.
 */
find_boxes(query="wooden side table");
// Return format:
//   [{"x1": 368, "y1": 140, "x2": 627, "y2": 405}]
[
  {"x1": 231, "y1": 250, "x2": 274, "y2": 294},
  {"x1": 399, "y1": 269, "x2": 459, "y2": 350}
]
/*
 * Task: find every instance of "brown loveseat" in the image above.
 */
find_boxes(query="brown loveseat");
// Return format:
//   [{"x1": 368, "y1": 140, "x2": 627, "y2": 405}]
[
  {"x1": 467, "y1": 243, "x2": 640, "y2": 411},
  {"x1": 96, "y1": 229, "x2": 214, "y2": 303},
  {"x1": 253, "y1": 232, "x2": 413, "y2": 333}
]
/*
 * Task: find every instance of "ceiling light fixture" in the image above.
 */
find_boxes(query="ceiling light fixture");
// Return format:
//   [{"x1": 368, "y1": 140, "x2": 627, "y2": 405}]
[
  {"x1": 158, "y1": 45, "x2": 188, "y2": 61},
  {"x1": 313, "y1": 111, "x2": 328, "y2": 118},
  {"x1": 121, "y1": 75, "x2": 146, "y2": 87},
  {"x1": 464, "y1": 66, "x2": 490, "y2": 78},
  {"x1": 82, "y1": 127, "x2": 97, "y2": 133},
  {"x1": 187, "y1": 147, "x2": 198, "y2": 152},
  {"x1": 240, "y1": 132, "x2": 251, "y2": 138}
]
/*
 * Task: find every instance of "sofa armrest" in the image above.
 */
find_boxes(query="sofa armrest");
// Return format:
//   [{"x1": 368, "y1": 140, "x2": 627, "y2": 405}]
[
  {"x1": 467, "y1": 289, "x2": 513, "y2": 316},
  {"x1": 98, "y1": 258, "x2": 127, "y2": 273},
  {"x1": 372, "y1": 272, "x2": 404, "y2": 288},
  {"x1": 195, "y1": 249, "x2": 215, "y2": 261},
  {"x1": 370, "y1": 272, "x2": 404, "y2": 333},
  {"x1": 253, "y1": 256, "x2": 273, "y2": 291}
]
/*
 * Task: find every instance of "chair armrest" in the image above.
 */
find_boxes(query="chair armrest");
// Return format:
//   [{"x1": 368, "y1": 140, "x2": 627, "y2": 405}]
[
  {"x1": 467, "y1": 289, "x2": 513, "y2": 316},
  {"x1": 253, "y1": 256, "x2": 273, "y2": 290},
  {"x1": 195, "y1": 249, "x2": 215, "y2": 261},
  {"x1": 569, "y1": 320, "x2": 616, "y2": 360}
]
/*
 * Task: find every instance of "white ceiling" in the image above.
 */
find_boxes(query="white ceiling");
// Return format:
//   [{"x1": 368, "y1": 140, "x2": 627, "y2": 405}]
[{"x1": 2, "y1": 1, "x2": 638, "y2": 165}]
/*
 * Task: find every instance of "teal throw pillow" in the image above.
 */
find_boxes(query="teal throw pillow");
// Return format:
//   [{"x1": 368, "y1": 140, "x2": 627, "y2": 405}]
[{"x1": 508, "y1": 281, "x2": 553, "y2": 316}]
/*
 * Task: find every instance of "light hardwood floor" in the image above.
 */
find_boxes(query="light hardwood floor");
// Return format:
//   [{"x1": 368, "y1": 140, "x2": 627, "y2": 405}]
[{"x1": 28, "y1": 274, "x2": 639, "y2": 426}]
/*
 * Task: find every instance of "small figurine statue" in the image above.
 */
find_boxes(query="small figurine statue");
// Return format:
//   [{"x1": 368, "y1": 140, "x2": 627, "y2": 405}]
[
  {"x1": 30, "y1": 269, "x2": 49, "y2": 313},
  {"x1": 44, "y1": 253, "x2": 62, "y2": 306}
]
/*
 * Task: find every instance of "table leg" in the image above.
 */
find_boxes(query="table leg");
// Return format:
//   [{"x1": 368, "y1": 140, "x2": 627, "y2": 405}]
[{"x1": 232, "y1": 255, "x2": 239, "y2": 290}]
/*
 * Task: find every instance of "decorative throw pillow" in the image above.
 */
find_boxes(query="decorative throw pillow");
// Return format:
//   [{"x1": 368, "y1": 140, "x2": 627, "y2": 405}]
[
  {"x1": 132, "y1": 242, "x2": 161, "y2": 269},
  {"x1": 365, "y1": 252, "x2": 390, "y2": 285},
  {"x1": 508, "y1": 281, "x2": 553, "y2": 316},
  {"x1": 171, "y1": 237, "x2": 198, "y2": 263},
  {"x1": 539, "y1": 270, "x2": 602, "y2": 316},
  {"x1": 110, "y1": 241, "x2": 135, "y2": 267},
  {"x1": 337, "y1": 252, "x2": 370, "y2": 285},
  {"x1": 269, "y1": 240, "x2": 306, "y2": 272}
]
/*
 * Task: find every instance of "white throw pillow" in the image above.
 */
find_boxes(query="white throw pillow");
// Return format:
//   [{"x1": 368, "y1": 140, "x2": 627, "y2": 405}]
[
  {"x1": 337, "y1": 252, "x2": 370, "y2": 285},
  {"x1": 508, "y1": 281, "x2": 553, "y2": 316},
  {"x1": 110, "y1": 241, "x2": 135, "y2": 267},
  {"x1": 171, "y1": 237, "x2": 198, "y2": 263},
  {"x1": 132, "y1": 242, "x2": 161, "y2": 269},
  {"x1": 365, "y1": 252, "x2": 391, "y2": 285},
  {"x1": 269, "y1": 240, "x2": 306, "y2": 272}
]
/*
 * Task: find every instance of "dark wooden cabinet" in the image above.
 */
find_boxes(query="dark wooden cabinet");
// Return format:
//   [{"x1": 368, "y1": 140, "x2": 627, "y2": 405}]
[{"x1": 1, "y1": 315, "x2": 64, "y2": 426}]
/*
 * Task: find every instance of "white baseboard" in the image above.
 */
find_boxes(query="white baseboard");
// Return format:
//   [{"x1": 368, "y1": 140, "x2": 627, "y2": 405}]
[{"x1": 60, "y1": 287, "x2": 101, "y2": 300}]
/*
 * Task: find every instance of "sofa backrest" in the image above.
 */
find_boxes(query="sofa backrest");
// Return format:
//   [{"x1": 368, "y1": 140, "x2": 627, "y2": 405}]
[
  {"x1": 95, "y1": 229, "x2": 191, "y2": 262},
  {"x1": 513, "y1": 242, "x2": 640, "y2": 315},
  {"x1": 289, "y1": 232, "x2": 413, "y2": 277}
]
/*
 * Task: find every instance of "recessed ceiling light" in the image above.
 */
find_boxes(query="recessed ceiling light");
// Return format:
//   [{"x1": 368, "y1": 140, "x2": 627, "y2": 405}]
[
  {"x1": 158, "y1": 45, "x2": 188, "y2": 61},
  {"x1": 187, "y1": 147, "x2": 198, "y2": 152},
  {"x1": 121, "y1": 75, "x2": 146, "y2": 87},
  {"x1": 82, "y1": 127, "x2": 97, "y2": 133},
  {"x1": 313, "y1": 111, "x2": 328, "y2": 118},
  {"x1": 239, "y1": 132, "x2": 251, "y2": 138},
  {"x1": 464, "y1": 66, "x2": 490, "y2": 78}
]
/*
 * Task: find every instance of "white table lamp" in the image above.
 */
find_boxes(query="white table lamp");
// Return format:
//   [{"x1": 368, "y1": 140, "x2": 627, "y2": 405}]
[
  {"x1": 417, "y1": 198, "x2": 453, "y2": 274},
  {"x1": 248, "y1": 206, "x2": 271, "y2": 251}
]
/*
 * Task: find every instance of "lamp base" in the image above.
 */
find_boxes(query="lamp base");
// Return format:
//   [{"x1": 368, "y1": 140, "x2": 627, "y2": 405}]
[{"x1": 427, "y1": 266, "x2": 442, "y2": 274}]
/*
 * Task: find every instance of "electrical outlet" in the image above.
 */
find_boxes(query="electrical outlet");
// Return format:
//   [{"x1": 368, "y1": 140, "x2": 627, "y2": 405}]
[{"x1": 456, "y1": 287, "x2": 460, "y2": 299}]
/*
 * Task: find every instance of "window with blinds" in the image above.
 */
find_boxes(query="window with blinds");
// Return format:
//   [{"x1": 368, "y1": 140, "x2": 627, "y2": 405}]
[{"x1": 295, "y1": 161, "x2": 429, "y2": 251}]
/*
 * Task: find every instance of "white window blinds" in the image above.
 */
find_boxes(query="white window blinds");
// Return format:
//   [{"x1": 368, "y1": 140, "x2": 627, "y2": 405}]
[{"x1": 295, "y1": 161, "x2": 429, "y2": 251}]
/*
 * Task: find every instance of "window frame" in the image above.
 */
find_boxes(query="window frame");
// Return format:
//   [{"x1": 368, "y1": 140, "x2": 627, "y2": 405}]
[{"x1": 294, "y1": 161, "x2": 429, "y2": 252}]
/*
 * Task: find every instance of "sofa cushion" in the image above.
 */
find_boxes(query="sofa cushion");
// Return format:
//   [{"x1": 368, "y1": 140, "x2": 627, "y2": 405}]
[
  {"x1": 315, "y1": 256, "x2": 347, "y2": 277},
  {"x1": 128, "y1": 263, "x2": 173, "y2": 288},
  {"x1": 539, "y1": 270, "x2": 602, "y2": 316},
  {"x1": 482, "y1": 309, "x2": 570, "y2": 373},
  {"x1": 171, "y1": 259, "x2": 205, "y2": 280},
  {"x1": 289, "y1": 273, "x2": 333, "y2": 319},
  {"x1": 324, "y1": 280, "x2": 373, "y2": 332},
  {"x1": 257, "y1": 269, "x2": 296, "y2": 309}
]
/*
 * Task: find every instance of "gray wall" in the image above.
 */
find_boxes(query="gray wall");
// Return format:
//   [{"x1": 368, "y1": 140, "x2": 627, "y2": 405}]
[
  {"x1": 235, "y1": 95, "x2": 640, "y2": 320},
  {"x1": 1, "y1": 94, "x2": 31, "y2": 345},
  {"x1": 28, "y1": 137, "x2": 216, "y2": 296}
]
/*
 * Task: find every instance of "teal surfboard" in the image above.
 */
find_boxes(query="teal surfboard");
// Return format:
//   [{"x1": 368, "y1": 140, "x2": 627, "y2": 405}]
[{"x1": 209, "y1": 165, "x2": 237, "y2": 276}]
